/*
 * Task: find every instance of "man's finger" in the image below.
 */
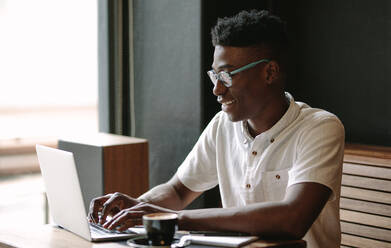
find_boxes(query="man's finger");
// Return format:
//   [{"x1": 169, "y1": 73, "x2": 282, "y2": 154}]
[
  {"x1": 89, "y1": 195, "x2": 110, "y2": 223},
  {"x1": 118, "y1": 218, "x2": 142, "y2": 232},
  {"x1": 87, "y1": 213, "x2": 94, "y2": 223},
  {"x1": 89, "y1": 199, "x2": 102, "y2": 223},
  {"x1": 102, "y1": 208, "x2": 124, "y2": 228},
  {"x1": 100, "y1": 194, "x2": 121, "y2": 224},
  {"x1": 88, "y1": 199, "x2": 97, "y2": 222},
  {"x1": 104, "y1": 210, "x2": 143, "y2": 230},
  {"x1": 105, "y1": 211, "x2": 128, "y2": 230}
]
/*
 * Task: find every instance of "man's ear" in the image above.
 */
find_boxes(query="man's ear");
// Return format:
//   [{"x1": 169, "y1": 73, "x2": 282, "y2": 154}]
[{"x1": 265, "y1": 61, "x2": 280, "y2": 84}]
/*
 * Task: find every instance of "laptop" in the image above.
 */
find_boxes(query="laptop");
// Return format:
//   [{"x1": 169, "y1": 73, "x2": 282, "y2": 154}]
[{"x1": 36, "y1": 144, "x2": 144, "y2": 242}]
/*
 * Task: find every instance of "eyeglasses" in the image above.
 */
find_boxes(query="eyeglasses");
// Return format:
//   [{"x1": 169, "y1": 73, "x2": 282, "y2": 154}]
[{"x1": 207, "y1": 58, "x2": 270, "y2": 88}]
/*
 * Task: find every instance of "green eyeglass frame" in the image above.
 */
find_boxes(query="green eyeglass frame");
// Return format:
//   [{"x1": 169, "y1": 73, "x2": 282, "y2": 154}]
[{"x1": 207, "y1": 58, "x2": 270, "y2": 87}]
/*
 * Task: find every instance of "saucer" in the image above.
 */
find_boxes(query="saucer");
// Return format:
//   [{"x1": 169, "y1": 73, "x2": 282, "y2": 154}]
[{"x1": 126, "y1": 236, "x2": 178, "y2": 248}]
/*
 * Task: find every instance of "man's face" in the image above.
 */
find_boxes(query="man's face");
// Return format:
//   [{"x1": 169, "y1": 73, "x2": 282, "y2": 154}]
[{"x1": 211, "y1": 45, "x2": 274, "y2": 122}]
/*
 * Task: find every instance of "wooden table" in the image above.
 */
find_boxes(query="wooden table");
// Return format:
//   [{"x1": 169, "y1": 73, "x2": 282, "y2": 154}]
[{"x1": 0, "y1": 225, "x2": 306, "y2": 248}]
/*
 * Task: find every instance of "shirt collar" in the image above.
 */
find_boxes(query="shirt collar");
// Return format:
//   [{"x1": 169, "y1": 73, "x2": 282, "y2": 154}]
[{"x1": 241, "y1": 92, "x2": 300, "y2": 144}]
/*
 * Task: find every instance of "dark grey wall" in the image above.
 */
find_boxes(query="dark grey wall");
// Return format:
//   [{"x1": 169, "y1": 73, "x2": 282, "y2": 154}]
[
  {"x1": 277, "y1": 0, "x2": 391, "y2": 146},
  {"x1": 133, "y1": 0, "x2": 202, "y2": 191}
]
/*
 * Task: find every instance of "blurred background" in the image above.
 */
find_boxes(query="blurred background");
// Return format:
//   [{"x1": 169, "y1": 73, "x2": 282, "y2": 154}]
[{"x1": 0, "y1": 0, "x2": 97, "y2": 227}]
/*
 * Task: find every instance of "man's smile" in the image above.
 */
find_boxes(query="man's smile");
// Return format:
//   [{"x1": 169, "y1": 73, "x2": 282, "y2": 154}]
[
  {"x1": 217, "y1": 96, "x2": 237, "y2": 110},
  {"x1": 217, "y1": 95, "x2": 236, "y2": 104},
  {"x1": 218, "y1": 97, "x2": 237, "y2": 112},
  {"x1": 221, "y1": 99, "x2": 236, "y2": 106}
]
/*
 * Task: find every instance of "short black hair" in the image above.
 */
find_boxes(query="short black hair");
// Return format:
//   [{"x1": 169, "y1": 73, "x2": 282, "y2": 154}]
[{"x1": 211, "y1": 10, "x2": 288, "y2": 59}]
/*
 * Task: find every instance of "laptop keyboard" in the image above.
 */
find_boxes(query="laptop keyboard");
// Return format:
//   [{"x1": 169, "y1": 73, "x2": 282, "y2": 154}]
[{"x1": 90, "y1": 222, "x2": 136, "y2": 235}]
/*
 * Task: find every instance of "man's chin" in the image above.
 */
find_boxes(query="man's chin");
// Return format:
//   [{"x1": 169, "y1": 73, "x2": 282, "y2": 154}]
[{"x1": 226, "y1": 112, "x2": 243, "y2": 122}]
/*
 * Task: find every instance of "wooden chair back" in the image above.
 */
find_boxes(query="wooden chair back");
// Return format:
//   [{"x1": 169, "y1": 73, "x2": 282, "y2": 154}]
[{"x1": 340, "y1": 144, "x2": 391, "y2": 248}]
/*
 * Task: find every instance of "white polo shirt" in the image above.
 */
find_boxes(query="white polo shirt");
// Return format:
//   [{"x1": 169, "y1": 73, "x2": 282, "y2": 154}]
[{"x1": 177, "y1": 92, "x2": 345, "y2": 248}]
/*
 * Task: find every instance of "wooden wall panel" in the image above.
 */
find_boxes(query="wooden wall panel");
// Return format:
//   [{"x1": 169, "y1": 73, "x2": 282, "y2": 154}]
[
  {"x1": 341, "y1": 143, "x2": 391, "y2": 247},
  {"x1": 341, "y1": 234, "x2": 391, "y2": 248},
  {"x1": 340, "y1": 198, "x2": 391, "y2": 217},
  {"x1": 341, "y1": 222, "x2": 391, "y2": 242},
  {"x1": 103, "y1": 142, "x2": 149, "y2": 197},
  {"x1": 341, "y1": 186, "x2": 391, "y2": 204}
]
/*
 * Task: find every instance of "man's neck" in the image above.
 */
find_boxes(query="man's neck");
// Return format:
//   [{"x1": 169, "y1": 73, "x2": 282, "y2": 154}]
[{"x1": 247, "y1": 93, "x2": 289, "y2": 138}]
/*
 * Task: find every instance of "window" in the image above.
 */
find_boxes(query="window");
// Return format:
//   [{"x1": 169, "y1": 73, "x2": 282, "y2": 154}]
[{"x1": 0, "y1": 0, "x2": 98, "y2": 227}]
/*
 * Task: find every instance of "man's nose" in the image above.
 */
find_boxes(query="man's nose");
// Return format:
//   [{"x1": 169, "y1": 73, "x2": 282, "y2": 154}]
[{"x1": 212, "y1": 80, "x2": 228, "y2": 96}]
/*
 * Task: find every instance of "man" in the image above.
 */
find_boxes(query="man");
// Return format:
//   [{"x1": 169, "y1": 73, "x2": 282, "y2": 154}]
[{"x1": 89, "y1": 10, "x2": 344, "y2": 248}]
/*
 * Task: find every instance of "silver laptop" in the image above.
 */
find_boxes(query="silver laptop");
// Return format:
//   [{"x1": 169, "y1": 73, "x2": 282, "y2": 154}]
[{"x1": 36, "y1": 144, "x2": 144, "y2": 242}]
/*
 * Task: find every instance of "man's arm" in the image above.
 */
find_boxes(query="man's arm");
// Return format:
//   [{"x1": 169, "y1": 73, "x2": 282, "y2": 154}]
[
  {"x1": 90, "y1": 174, "x2": 202, "y2": 229},
  {"x1": 178, "y1": 181, "x2": 331, "y2": 239},
  {"x1": 137, "y1": 175, "x2": 203, "y2": 210},
  {"x1": 98, "y1": 175, "x2": 330, "y2": 239}
]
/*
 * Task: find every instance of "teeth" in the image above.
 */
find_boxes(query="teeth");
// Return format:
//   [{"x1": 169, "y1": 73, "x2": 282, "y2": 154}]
[{"x1": 223, "y1": 100, "x2": 235, "y2": 105}]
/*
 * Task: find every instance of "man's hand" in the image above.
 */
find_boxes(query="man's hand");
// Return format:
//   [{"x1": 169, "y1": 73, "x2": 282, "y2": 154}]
[
  {"x1": 88, "y1": 192, "x2": 140, "y2": 225},
  {"x1": 87, "y1": 175, "x2": 199, "y2": 232},
  {"x1": 101, "y1": 202, "x2": 176, "y2": 232}
]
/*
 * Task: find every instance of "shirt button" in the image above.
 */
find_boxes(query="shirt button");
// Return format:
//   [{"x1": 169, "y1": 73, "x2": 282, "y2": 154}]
[
  {"x1": 270, "y1": 138, "x2": 275, "y2": 143},
  {"x1": 246, "y1": 184, "x2": 251, "y2": 189},
  {"x1": 276, "y1": 174, "x2": 281, "y2": 179},
  {"x1": 252, "y1": 151, "x2": 257, "y2": 156}
]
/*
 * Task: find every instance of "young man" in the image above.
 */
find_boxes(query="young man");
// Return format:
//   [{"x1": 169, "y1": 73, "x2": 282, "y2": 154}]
[{"x1": 89, "y1": 10, "x2": 344, "y2": 248}]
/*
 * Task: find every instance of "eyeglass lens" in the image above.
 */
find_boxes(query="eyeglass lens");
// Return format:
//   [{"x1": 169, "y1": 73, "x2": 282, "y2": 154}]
[{"x1": 207, "y1": 71, "x2": 232, "y2": 87}]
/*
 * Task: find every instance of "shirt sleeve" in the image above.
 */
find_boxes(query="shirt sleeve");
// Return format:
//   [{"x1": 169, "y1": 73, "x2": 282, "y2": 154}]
[
  {"x1": 288, "y1": 116, "x2": 345, "y2": 201},
  {"x1": 176, "y1": 112, "x2": 221, "y2": 192}
]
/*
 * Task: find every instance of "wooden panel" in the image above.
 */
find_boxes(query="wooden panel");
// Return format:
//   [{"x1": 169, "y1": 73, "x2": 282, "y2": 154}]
[
  {"x1": 341, "y1": 186, "x2": 391, "y2": 204},
  {"x1": 342, "y1": 174, "x2": 391, "y2": 192},
  {"x1": 341, "y1": 233, "x2": 391, "y2": 248},
  {"x1": 344, "y1": 143, "x2": 391, "y2": 160},
  {"x1": 342, "y1": 143, "x2": 391, "y2": 246},
  {"x1": 340, "y1": 209, "x2": 391, "y2": 229},
  {"x1": 104, "y1": 142, "x2": 149, "y2": 198},
  {"x1": 340, "y1": 197, "x2": 391, "y2": 217},
  {"x1": 344, "y1": 154, "x2": 391, "y2": 168},
  {"x1": 341, "y1": 221, "x2": 391, "y2": 242},
  {"x1": 343, "y1": 162, "x2": 391, "y2": 179},
  {"x1": 344, "y1": 143, "x2": 391, "y2": 168}
]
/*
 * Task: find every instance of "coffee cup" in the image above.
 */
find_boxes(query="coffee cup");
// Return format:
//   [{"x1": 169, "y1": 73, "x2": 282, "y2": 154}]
[{"x1": 142, "y1": 212, "x2": 178, "y2": 247}]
